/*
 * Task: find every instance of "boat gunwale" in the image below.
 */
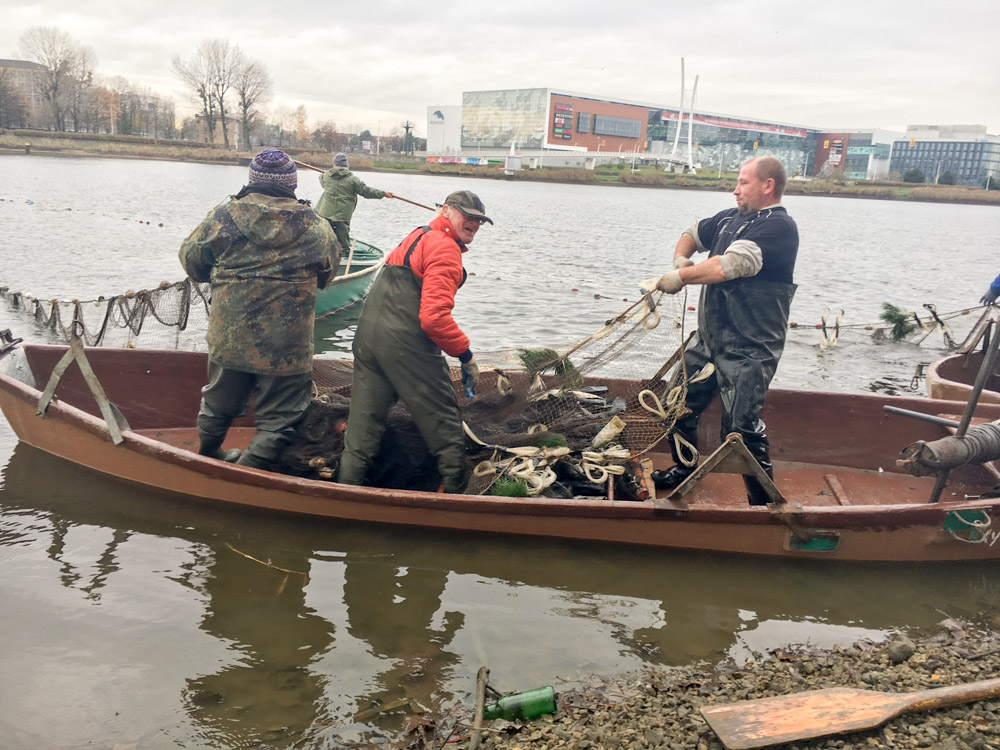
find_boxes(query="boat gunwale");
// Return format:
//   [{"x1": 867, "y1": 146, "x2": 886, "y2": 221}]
[
  {"x1": 334, "y1": 250, "x2": 386, "y2": 283},
  {"x1": 927, "y1": 350, "x2": 1000, "y2": 404}
]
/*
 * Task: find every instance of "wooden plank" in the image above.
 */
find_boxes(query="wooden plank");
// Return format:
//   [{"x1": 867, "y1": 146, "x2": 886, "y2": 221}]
[{"x1": 823, "y1": 474, "x2": 850, "y2": 505}]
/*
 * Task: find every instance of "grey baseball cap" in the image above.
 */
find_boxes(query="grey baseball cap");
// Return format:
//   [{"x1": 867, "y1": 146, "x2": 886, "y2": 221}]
[{"x1": 444, "y1": 190, "x2": 493, "y2": 225}]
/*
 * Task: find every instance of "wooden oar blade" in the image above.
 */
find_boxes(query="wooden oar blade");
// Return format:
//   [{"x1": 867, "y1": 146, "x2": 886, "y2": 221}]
[{"x1": 700, "y1": 687, "x2": 905, "y2": 749}]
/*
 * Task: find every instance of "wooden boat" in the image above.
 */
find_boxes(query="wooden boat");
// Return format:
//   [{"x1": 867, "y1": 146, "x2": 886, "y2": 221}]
[
  {"x1": 926, "y1": 349, "x2": 1000, "y2": 404},
  {"x1": 315, "y1": 239, "x2": 385, "y2": 317},
  {"x1": 2, "y1": 341, "x2": 1000, "y2": 563},
  {"x1": 926, "y1": 316, "x2": 1000, "y2": 404}
]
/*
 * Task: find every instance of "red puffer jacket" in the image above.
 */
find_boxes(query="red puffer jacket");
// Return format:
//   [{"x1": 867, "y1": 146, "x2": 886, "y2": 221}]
[{"x1": 384, "y1": 213, "x2": 470, "y2": 357}]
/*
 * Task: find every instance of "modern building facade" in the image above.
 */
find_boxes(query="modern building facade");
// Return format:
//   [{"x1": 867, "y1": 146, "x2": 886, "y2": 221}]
[
  {"x1": 442, "y1": 87, "x2": 820, "y2": 175},
  {"x1": 426, "y1": 105, "x2": 462, "y2": 153},
  {"x1": 428, "y1": 88, "x2": 999, "y2": 186},
  {"x1": 648, "y1": 107, "x2": 816, "y2": 175},
  {"x1": 0, "y1": 58, "x2": 46, "y2": 128},
  {"x1": 810, "y1": 129, "x2": 900, "y2": 180},
  {"x1": 889, "y1": 125, "x2": 1000, "y2": 186},
  {"x1": 459, "y1": 88, "x2": 652, "y2": 154}
]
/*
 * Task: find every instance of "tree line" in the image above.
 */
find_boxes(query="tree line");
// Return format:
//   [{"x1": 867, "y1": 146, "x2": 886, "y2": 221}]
[{"x1": 3, "y1": 26, "x2": 423, "y2": 153}]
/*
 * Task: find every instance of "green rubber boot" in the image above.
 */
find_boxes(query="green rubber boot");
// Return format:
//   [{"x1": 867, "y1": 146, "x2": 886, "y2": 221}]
[{"x1": 198, "y1": 435, "x2": 242, "y2": 463}]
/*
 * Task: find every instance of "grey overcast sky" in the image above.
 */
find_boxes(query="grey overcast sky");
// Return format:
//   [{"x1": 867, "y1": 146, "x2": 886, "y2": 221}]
[{"x1": 4, "y1": 0, "x2": 999, "y2": 137}]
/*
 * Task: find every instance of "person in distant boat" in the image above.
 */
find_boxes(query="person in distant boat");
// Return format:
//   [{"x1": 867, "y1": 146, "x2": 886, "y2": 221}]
[
  {"x1": 638, "y1": 156, "x2": 799, "y2": 505},
  {"x1": 314, "y1": 152, "x2": 394, "y2": 254},
  {"x1": 338, "y1": 190, "x2": 493, "y2": 493},
  {"x1": 981, "y1": 273, "x2": 1000, "y2": 306},
  {"x1": 179, "y1": 148, "x2": 340, "y2": 470}
]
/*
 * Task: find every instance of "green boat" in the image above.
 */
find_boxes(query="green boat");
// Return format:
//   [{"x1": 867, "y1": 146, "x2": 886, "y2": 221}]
[{"x1": 315, "y1": 239, "x2": 386, "y2": 317}]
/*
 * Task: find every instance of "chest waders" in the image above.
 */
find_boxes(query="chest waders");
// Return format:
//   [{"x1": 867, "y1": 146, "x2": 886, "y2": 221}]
[
  {"x1": 652, "y1": 214, "x2": 796, "y2": 504},
  {"x1": 339, "y1": 228, "x2": 470, "y2": 493}
]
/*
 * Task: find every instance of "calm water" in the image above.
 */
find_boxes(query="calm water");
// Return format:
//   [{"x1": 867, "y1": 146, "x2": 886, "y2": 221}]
[{"x1": 1, "y1": 155, "x2": 1000, "y2": 748}]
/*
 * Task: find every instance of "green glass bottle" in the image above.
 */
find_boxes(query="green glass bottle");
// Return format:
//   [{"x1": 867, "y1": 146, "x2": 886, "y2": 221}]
[{"x1": 482, "y1": 686, "x2": 556, "y2": 720}]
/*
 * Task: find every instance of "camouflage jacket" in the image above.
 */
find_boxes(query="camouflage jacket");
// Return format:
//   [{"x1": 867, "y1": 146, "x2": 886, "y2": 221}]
[
  {"x1": 314, "y1": 167, "x2": 386, "y2": 224},
  {"x1": 180, "y1": 192, "x2": 340, "y2": 376}
]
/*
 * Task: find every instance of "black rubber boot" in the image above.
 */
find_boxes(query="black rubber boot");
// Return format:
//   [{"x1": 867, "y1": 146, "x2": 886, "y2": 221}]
[
  {"x1": 197, "y1": 435, "x2": 242, "y2": 463},
  {"x1": 742, "y1": 434, "x2": 774, "y2": 506},
  {"x1": 651, "y1": 463, "x2": 696, "y2": 491},
  {"x1": 651, "y1": 426, "x2": 699, "y2": 492}
]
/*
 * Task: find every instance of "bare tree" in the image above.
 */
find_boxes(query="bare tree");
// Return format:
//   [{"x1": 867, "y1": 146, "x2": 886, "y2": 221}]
[
  {"x1": 233, "y1": 52, "x2": 271, "y2": 150},
  {"x1": 66, "y1": 45, "x2": 96, "y2": 132},
  {"x1": 92, "y1": 83, "x2": 120, "y2": 134},
  {"x1": 313, "y1": 119, "x2": 339, "y2": 152},
  {"x1": 293, "y1": 105, "x2": 310, "y2": 145},
  {"x1": 18, "y1": 26, "x2": 90, "y2": 131},
  {"x1": 174, "y1": 39, "x2": 254, "y2": 148},
  {"x1": 171, "y1": 50, "x2": 214, "y2": 142},
  {"x1": 268, "y1": 104, "x2": 295, "y2": 147},
  {"x1": 202, "y1": 39, "x2": 241, "y2": 149}
]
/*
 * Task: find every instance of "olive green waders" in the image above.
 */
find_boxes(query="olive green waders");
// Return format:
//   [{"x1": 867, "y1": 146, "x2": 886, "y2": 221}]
[
  {"x1": 326, "y1": 219, "x2": 351, "y2": 259},
  {"x1": 339, "y1": 239, "x2": 469, "y2": 493},
  {"x1": 197, "y1": 362, "x2": 314, "y2": 469}
]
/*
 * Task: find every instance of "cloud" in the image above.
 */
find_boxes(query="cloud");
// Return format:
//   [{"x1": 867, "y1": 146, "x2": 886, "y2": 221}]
[{"x1": 3, "y1": 0, "x2": 999, "y2": 136}]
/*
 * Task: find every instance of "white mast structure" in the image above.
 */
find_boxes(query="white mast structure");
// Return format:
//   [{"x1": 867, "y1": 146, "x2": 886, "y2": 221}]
[
  {"x1": 670, "y1": 58, "x2": 685, "y2": 159},
  {"x1": 668, "y1": 58, "x2": 698, "y2": 174},
  {"x1": 686, "y1": 74, "x2": 699, "y2": 171}
]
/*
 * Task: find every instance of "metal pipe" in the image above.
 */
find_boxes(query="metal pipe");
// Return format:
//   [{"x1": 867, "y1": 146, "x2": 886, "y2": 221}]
[
  {"x1": 928, "y1": 326, "x2": 1000, "y2": 502},
  {"x1": 883, "y1": 405, "x2": 959, "y2": 428}
]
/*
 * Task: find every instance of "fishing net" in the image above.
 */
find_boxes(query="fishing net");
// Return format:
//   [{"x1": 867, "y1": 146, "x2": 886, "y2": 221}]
[
  {"x1": 0, "y1": 278, "x2": 212, "y2": 351},
  {"x1": 785, "y1": 302, "x2": 990, "y2": 352},
  {"x1": 1, "y1": 273, "x2": 995, "y2": 498}
]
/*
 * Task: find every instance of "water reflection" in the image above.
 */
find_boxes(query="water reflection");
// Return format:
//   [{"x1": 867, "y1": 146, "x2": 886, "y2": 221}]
[
  {"x1": 183, "y1": 539, "x2": 332, "y2": 748},
  {"x1": 4, "y1": 443, "x2": 1000, "y2": 746},
  {"x1": 314, "y1": 302, "x2": 362, "y2": 356}
]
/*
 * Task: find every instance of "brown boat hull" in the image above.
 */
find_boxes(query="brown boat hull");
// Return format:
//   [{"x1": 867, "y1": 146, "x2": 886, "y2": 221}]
[
  {"x1": 3, "y1": 344, "x2": 1000, "y2": 562},
  {"x1": 926, "y1": 350, "x2": 1000, "y2": 404}
]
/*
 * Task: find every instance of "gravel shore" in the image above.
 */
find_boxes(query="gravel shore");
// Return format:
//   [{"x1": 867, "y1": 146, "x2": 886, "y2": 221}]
[{"x1": 427, "y1": 619, "x2": 1000, "y2": 750}]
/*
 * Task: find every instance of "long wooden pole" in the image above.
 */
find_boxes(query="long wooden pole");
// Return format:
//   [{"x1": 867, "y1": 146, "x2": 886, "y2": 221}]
[
  {"x1": 391, "y1": 194, "x2": 436, "y2": 212},
  {"x1": 293, "y1": 159, "x2": 436, "y2": 212},
  {"x1": 469, "y1": 666, "x2": 489, "y2": 750},
  {"x1": 292, "y1": 159, "x2": 324, "y2": 173}
]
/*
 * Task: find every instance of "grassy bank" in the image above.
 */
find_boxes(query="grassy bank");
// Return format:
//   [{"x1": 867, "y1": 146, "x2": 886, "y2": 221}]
[{"x1": 4, "y1": 131, "x2": 998, "y2": 206}]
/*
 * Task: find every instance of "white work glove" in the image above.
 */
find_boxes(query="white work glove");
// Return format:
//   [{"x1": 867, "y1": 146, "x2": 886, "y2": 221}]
[
  {"x1": 460, "y1": 356, "x2": 480, "y2": 394},
  {"x1": 656, "y1": 270, "x2": 685, "y2": 294},
  {"x1": 640, "y1": 257, "x2": 693, "y2": 295}
]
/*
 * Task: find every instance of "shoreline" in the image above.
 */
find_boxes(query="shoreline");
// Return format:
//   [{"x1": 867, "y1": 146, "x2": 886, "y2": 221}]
[
  {"x1": 423, "y1": 619, "x2": 1000, "y2": 750},
  {"x1": 4, "y1": 144, "x2": 1000, "y2": 208}
]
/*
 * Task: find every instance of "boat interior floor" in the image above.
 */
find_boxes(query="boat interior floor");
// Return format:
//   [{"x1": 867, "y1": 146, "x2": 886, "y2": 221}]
[{"x1": 139, "y1": 427, "x2": 965, "y2": 507}]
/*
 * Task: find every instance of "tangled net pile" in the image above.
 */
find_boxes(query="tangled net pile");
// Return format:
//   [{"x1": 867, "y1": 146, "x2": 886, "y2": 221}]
[{"x1": 282, "y1": 293, "x2": 692, "y2": 500}]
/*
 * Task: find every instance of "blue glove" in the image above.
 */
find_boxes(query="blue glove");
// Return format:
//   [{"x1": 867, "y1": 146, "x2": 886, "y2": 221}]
[{"x1": 461, "y1": 356, "x2": 479, "y2": 398}]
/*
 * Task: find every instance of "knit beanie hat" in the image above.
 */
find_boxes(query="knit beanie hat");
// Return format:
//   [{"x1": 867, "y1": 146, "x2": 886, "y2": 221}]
[
  {"x1": 248, "y1": 149, "x2": 297, "y2": 189},
  {"x1": 333, "y1": 152, "x2": 349, "y2": 167}
]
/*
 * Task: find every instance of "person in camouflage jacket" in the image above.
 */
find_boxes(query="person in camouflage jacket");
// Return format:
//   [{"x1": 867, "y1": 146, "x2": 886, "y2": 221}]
[
  {"x1": 314, "y1": 152, "x2": 394, "y2": 253},
  {"x1": 180, "y1": 148, "x2": 340, "y2": 470}
]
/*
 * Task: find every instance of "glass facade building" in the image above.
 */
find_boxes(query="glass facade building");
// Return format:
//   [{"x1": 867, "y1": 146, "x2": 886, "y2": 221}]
[
  {"x1": 649, "y1": 109, "x2": 816, "y2": 175},
  {"x1": 890, "y1": 139, "x2": 1000, "y2": 187},
  {"x1": 461, "y1": 89, "x2": 549, "y2": 149}
]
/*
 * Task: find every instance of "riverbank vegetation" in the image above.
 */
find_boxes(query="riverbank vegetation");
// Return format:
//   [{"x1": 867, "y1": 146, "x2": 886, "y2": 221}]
[{"x1": 4, "y1": 129, "x2": 999, "y2": 206}]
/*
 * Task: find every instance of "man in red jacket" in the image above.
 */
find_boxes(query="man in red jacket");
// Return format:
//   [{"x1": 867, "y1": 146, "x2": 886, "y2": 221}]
[{"x1": 338, "y1": 190, "x2": 492, "y2": 493}]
